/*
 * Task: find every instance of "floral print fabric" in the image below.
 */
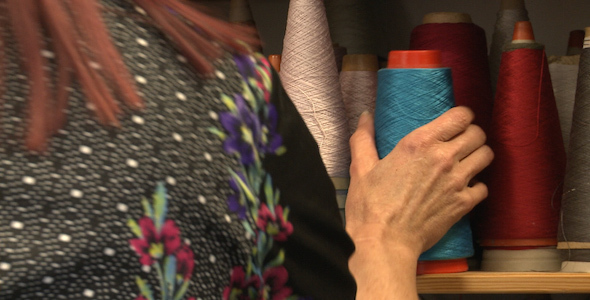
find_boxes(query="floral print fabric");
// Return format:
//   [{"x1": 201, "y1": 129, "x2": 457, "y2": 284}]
[
  {"x1": 125, "y1": 53, "x2": 307, "y2": 300},
  {"x1": 211, "y1": 53, "x2": 305, "y2": 300},
  {"x1": 129, "y1": 183, "x2": 196, "y2": 300}
]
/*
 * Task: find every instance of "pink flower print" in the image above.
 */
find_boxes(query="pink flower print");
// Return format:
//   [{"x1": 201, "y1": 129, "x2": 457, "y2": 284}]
[
  {"x1": 135, "y1": 296, "x2": 148, "y2": 300},
  {"x1": 256, "y1": 204, "x2": 293, "y2": 242},
  {"x1": 130, "y1": 217, "x2": 158, "y2": 265},
  {"x1": 256, "y1": 80, "x2": 271, "y2": 103},
  {"x1": 223, "y1": 266, "x2": 260, "y2": 300},
  {"x1": 129, "y1": 217, "x2": 182, "y2": 265},
  {"x1": 260, "y1": 266, "x2": 292, "y2": 300},
  {"x1": 176, "y1": 244, "x2": 195, "y2": 280},
  {"x1": 160, "y1": 219, "x2": 181, "y2": 255}
]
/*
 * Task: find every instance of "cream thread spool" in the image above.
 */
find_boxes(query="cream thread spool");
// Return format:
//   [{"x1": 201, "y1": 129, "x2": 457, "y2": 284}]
[
  {"x1": 280, "y1": 0, "x2": 352, "y2": 181},
  {"x1": 340, "y1": 54, "x2": 378, "y2": 134}
]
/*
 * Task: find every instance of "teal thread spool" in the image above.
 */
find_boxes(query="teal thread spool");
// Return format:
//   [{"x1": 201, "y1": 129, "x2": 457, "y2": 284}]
[{"x1": 374, "y1": 50, "x2": 474, "y2": 274}]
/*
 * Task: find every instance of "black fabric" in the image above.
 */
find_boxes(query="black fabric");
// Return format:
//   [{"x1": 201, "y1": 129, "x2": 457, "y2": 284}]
[{"x1": 265, "y1": 70, "x2": 357, "y2": 299}]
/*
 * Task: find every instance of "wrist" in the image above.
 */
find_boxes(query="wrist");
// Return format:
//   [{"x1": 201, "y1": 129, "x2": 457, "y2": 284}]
[
  {"x1": 347, "y1": 223, "x2": 422, "y2": 259},
  {"x1": 348, "y1": 230, "x2": 420, "y2": 300}
]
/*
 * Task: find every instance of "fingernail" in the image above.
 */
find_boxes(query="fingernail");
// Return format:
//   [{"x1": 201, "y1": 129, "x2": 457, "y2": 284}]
[
  {"x1": 357, "y1": 111, "x2": 371, "y2": 127},
  {"x1": 360, "y1": 110, "x2": 371, "y2": 120}
]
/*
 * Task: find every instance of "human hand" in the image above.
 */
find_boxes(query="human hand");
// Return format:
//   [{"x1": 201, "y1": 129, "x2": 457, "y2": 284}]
[{"x1": 345, "y1": 106, "x2": 494, "y2": 258}]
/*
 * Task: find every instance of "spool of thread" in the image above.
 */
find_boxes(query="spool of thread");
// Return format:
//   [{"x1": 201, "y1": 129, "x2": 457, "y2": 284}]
[
  {"x1": 338, "y1": 54, "x2": 379, "y2": 222},
  {"x1": 375, "y1": 50, "x2": 473, "y2": 274},
  {"x1": 478, "y1": 21, "x2": 565, "y2": 272},
  {"x1": 268, "y1": 54, "x2": 281, "y2": 72},
  {"x1": 557, "y1": 27, "x2": 590, "y2": 273},
  {"x1": 409, "y1": 12, "x2": 494, "y2": 136},
  {"x1": 548, "y1": 54, "x2": 580, "y2": 154},
  {"x1": 340, "y1": 54, "x2": 378, "y2": 134},
  {"x1": 566, "y1": 30, "x2": 585, "y2": 56},
  {"x1": 481, "y1": 247, "x2": 561, "y2": 272},
  {"x1": 280, "y1": 0, "x2": 351, "y2": 180},
  {"x1": 489, "y1": 0, "x2": 529, "y2": 96}
]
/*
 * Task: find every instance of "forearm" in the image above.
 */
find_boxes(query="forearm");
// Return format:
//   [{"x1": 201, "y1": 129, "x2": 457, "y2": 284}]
[{"x1": 349, "y1": 237, "x2": 420, "y2": 300}]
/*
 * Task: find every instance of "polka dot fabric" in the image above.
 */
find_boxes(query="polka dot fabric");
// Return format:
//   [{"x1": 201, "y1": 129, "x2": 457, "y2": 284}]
[{"x1": 0, "y1": 1, "x2": 253, "y2": 298}]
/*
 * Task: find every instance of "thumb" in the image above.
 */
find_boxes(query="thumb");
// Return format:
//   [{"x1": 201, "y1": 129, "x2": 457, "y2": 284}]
[{"x1": 349, "y1": 111, "x2": 379, "y2": 178}]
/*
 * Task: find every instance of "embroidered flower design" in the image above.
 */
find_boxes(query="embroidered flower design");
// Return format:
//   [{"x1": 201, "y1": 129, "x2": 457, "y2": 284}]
[
  {"x1": 211, "y1": 53, "x2": 307, "y2": 299},
  {"x1": 260, "y1": 266, "x2": 292, "y2": 300},
  {"x1": 257, "y1": 204, "x2": 293, "y2": 242},
  {"x1": 129, "y1": 217, "x2": 181, "y2": 265},
  {"x1": 219, "y1": 94, "x2": 263, "y2": 165},
  {"x1": 227, "y1": 175, "x2": 247, "y2": 220},
  {"x1": 128, "y1": 182, "x2": 196, "y2": 300},
  {"x1": 175, "y1": 244, "x2": 195, "y2": 280},
  {"x1": 223, "y1": 266, "x2": 260, "y2": 300}
]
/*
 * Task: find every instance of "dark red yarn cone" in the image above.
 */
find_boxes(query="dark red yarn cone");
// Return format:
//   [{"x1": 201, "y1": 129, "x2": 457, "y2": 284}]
[
  {"x1": 477, "y1": 46, "x2": 566, "y2": 247},
  {"x1": 409, "y1": 22, "x2": 493, "y2": 135}
]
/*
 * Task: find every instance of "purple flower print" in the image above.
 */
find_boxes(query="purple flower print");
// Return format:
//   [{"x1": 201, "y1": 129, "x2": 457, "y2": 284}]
[
  {"x1": 219, "y1": 94, "x2": 262, "y2": 165},
  {"x1": 234, "y1": 54, "x2": 257, "y2": 80},
  {"x1": 219, "y1": 54, "x2": 307, "y2": 298},
  {"x1": 256, "y1": 204, "x2": 293, "y2": 242},
  {"x1": 129, "y1": 217, "x2": 181, "y2": 265},
  {"x1": 262, "y1": 105, "x2": 283, "y2": 155},
  {"x1": 227, "y1": 176, "x2": 247, "y2": 220}
]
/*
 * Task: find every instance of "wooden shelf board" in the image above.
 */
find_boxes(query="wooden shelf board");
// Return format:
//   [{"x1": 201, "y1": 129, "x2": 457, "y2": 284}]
[{"x1": 417, "y1": 272, "x2": 590, "y2": 294}]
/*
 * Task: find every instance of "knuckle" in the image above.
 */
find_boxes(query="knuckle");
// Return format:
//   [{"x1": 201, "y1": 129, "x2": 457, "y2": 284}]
[
  {"x1": 399, "y1": 131, "x2": 429, "y2": 154},
  {"x1": 449, "y1": 172, "x2": 466, "y2": 191},
  {"x1": 457, "y1": 195, "x2": 475, "y2": 212},
  {"x1": 449, "y1": 107, "x2": 474, "y2": 130},
  {"x1": 454, "y1": 106, "x2": 475, "y2": 122},
  {"x1": 433, "y1": 149, "x2": 454, "y2": 172}
]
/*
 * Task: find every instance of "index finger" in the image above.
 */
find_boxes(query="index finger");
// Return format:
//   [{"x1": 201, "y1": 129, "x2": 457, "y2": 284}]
[
  {"x1": 417, "y1": 106, "x2": 475, "y2": 142},
  {"x1": 349, "y1": 111, "x2": 379, "y2": 178}
]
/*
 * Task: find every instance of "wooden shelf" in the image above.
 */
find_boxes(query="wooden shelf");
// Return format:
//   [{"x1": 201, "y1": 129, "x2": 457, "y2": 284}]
[{"x1": 417, "y1": 272, "x2": 590, "y2": 294}]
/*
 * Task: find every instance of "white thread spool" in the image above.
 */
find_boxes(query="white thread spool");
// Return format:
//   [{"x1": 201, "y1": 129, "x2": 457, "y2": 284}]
[
  {"x1": 280, "y1": 0, "x2": 351, "y2": 179},
  {"x1": 340, "y1": 54, "x2": 378, "y2": 134}
]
